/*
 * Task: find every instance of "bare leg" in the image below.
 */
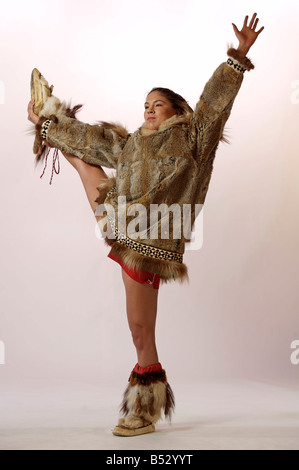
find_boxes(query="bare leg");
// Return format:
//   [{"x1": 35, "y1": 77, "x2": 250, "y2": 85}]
[
  {"x1": 121, "y1": 268, "x2": 159, "y2": 367},
  {"x1": 64, "y1": 154, "x2": 159, "y2": 366},
  {"x1": 63, "y1": 153, "x2": 108, "y2": 212}
]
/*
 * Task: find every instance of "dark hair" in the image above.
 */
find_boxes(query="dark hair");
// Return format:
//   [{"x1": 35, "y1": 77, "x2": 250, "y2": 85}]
[{"x1": 147, "y1": 87, "x2": 193, "y2": 116}]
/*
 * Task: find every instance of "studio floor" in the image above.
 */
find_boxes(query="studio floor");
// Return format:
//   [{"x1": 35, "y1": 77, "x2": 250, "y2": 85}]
[{"x1": 0, "y1": 377, "x2": 299, "y2": 450}]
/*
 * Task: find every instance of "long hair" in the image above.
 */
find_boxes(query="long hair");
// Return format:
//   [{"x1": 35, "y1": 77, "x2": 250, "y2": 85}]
[{"x1": 147, "y1": 87, "x2": 193, "y2": 116}]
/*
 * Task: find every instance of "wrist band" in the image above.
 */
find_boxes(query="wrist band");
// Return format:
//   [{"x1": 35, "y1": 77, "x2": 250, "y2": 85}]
[
  {"x1": 41, "y1": 119, "x2": 52, "y2": 139},
  {"x1": 227, "y1": 57, "x2": 247, "y2": 73}
]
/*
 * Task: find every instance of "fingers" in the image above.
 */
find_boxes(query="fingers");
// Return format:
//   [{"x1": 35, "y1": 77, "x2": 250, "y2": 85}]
[
  {"x1": 27, "y1": 99, "x2": 35, "y2": 112},
  {"x1": 243, "y1": 12, "x2": 264, "y2": 33},
  {"x1": 27, "y1": 100, "x2": 37, "y2": 123},
  {"x1": 253, "y1": 17, "x2": 259, "y2": 30},
  {"x1": 249, "y1": 12, "x2": 257, "y2": 29},
  {"x1": 232, "y1": 23, "x2": 239, "y2": 34},
  {"x1": 257, "y1": 26, "x2": 265, "y2": 35},
  {"x1": 243, "y1": 15, "x2": 248, "y2": 28}
]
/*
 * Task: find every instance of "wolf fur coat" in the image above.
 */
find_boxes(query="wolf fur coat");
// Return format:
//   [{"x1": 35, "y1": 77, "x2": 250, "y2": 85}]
[{"x1": 35, "y1": 47, "x2": 254, "y2": 285}]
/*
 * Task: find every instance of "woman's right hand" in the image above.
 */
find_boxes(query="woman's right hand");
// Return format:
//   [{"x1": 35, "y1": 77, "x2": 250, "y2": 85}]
[{"x1": 27, "y1": 100, "x2": 40, "y2": 125}]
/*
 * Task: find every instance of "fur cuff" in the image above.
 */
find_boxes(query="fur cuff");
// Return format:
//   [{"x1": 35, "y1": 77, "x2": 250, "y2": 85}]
[
  {"x1": 227, "y1": 47, "x2": 254, "y2": 71},
  {"x1": 120, "y1": 367, "x2": 175, "y2": 425},
  {"x1": 33, "y1": 116, "x2": 51, "y2": 161},
  {"x1": 32, "y1": 95, "x2": 83, "y2": 163}
]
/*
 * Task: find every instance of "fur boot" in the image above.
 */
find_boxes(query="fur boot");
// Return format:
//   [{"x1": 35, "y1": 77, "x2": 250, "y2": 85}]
[{"x1": 113, "y1": 363, "x2": 175, "y2": 437}]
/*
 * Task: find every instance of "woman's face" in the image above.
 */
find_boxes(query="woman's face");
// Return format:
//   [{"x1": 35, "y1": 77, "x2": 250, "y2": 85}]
[{"x1": 144, "y1": 91, "x2": 178, "y2": 130}]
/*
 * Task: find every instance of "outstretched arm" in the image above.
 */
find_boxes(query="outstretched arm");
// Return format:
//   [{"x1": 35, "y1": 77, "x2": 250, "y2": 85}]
[
  {"x1": 27, "y1": 98, "x2": 129, "y2": 170},
  {"x1": 190, "y1": 13, "x2": 264, "y2": 168}
]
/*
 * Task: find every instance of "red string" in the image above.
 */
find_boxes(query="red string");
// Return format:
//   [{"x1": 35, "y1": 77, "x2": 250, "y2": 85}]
[
  {"x1": 40, "y1": 147, "x2": 51, "y2": 180},
  {"x1": 40, "y1": 147, "x2": 60, "y2": 185}
]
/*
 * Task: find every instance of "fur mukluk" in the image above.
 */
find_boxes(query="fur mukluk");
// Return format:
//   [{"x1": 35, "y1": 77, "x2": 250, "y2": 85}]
[{"x1": 118, "y1": 367, "x2": 175, "y2": 429}]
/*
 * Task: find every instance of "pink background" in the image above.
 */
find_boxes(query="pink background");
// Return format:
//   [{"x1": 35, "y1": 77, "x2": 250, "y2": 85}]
[{"x1": 0, "y1": 0, "x2": 298, "y2": 386}]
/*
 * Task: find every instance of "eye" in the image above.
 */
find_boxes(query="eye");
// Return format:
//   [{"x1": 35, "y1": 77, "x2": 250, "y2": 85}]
[{"x1": 155, "y1": 103, "x2": 162, "y2": 107}]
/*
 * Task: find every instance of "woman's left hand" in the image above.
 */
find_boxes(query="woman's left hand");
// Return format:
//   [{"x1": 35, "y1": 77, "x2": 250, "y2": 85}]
[{"x1": 232, "y1": 13, "x2": 264, "y2": 57}]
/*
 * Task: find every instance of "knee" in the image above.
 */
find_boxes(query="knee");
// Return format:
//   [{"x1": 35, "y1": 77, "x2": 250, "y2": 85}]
[
  {"x1": 130, "y1": 324, "x2": 154, "y2": 352},
  {"x1": 131, "y1": 324, "x2": 144, "y2": 351}
]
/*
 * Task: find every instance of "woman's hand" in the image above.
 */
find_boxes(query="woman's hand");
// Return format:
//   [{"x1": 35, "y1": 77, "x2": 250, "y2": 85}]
[
  {"x1": 232, "y1": 13, "x2": 264, "y2": 57},
  {"x1": 27, "y1": 100, "x2": 40, "y2": 125}
]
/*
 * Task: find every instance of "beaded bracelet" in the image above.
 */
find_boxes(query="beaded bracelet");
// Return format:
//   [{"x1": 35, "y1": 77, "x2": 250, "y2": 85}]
[
  {"x1": 227, "y1": 57, "x2": 247, "y2": 73},
  {"x1": 41, "y1": 119, "x2": 52, "y2": 140}
]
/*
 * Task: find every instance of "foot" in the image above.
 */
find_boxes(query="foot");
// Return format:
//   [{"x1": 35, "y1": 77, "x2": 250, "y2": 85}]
[
  {"x1": 112, "y1": 415, "x2": 155, "y2": 437},
  {"x1": 112, "y1": 423, "x2": 155, "y2": 437}
]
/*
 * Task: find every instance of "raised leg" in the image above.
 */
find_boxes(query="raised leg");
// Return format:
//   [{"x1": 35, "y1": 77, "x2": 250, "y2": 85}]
[{"x1": 63, "y1": 152, "x2": 108, "y2": 212}]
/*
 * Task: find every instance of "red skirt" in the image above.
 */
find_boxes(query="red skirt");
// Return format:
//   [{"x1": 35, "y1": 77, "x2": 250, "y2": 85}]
[{"x1": 107, "y1": 247, "x2": 161, "y2": 290}]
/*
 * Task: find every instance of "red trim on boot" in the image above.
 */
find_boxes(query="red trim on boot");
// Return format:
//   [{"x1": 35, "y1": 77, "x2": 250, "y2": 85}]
[{"x1": 134, "y1": 363, "x2": 162, "y2": 375}]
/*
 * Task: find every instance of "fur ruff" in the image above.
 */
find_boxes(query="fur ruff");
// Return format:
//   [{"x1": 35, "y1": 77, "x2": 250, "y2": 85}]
[
  {"x1": 140, "y1": 108, "x2": 230, "y2": 143},
  {"x1": 119, "y1": 368, "x2": 175, "y2": 428}
]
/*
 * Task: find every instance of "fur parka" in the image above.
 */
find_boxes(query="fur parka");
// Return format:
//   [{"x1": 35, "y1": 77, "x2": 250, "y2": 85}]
[{"x1": 38, "y1": 48, "x2": 254, "y2": 284}]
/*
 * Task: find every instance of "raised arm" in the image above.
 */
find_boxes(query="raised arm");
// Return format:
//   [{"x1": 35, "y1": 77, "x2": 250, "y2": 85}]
[{"x1": 190, "y1": 13, "x2": 264, "y2": 166}]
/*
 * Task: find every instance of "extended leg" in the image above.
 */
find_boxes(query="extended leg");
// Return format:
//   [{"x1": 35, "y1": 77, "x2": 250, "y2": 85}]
[{"x1": 63, "y1": 152, "x2": 108, "y2": 213}]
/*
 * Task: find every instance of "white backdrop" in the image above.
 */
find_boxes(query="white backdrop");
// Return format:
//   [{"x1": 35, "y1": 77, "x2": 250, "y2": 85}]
[{"x1": 0, "y1": 0, "x2": 298, "y2": 386}]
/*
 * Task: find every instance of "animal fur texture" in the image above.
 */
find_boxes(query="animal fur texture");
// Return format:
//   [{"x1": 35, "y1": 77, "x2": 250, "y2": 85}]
[
  {"x1": 35, "y1": 47, "x2": 254, "y2": 284},
  {"x1": 32, "y1": 96, "x2": 83, "y2": 161},
  {"x1": 119, "y1": 368, "x2": 175, "y2": 429}
]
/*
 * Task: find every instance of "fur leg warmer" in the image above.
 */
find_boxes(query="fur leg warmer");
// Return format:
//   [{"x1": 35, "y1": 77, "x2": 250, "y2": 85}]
[{"x1": 114, "y1": 363, "x2": 175, "y2": 435}]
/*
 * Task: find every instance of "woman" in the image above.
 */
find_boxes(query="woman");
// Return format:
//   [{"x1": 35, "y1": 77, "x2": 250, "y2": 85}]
[{"x1": 27, "y1": 13, "x2": 264, "y2": 437}]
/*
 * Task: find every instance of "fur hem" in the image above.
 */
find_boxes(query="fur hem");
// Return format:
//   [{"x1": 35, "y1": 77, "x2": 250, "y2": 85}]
[
  {"x1": 227, "y1": 46, "x2": 254, "y2": 71},
  {"x1": 107, "y1": 241, "x2": 189, "y2": 285}
]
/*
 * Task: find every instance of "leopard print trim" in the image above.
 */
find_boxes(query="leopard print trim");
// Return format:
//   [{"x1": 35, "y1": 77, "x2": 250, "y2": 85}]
[{"x1": 105, "y1": 188, "x2": 183, "y2": 263}]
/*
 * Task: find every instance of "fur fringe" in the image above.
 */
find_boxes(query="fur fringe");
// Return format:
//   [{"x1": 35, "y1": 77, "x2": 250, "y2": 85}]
[
  {"x1": 107, "y1": 241, "x2": 189, "y2": 285},
  {"x1": 119, "y1": 368, "x2": 175, "y2": 427},
  {"x1": 97, "y1": 121, "x2": 129, "y2": 140}
]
